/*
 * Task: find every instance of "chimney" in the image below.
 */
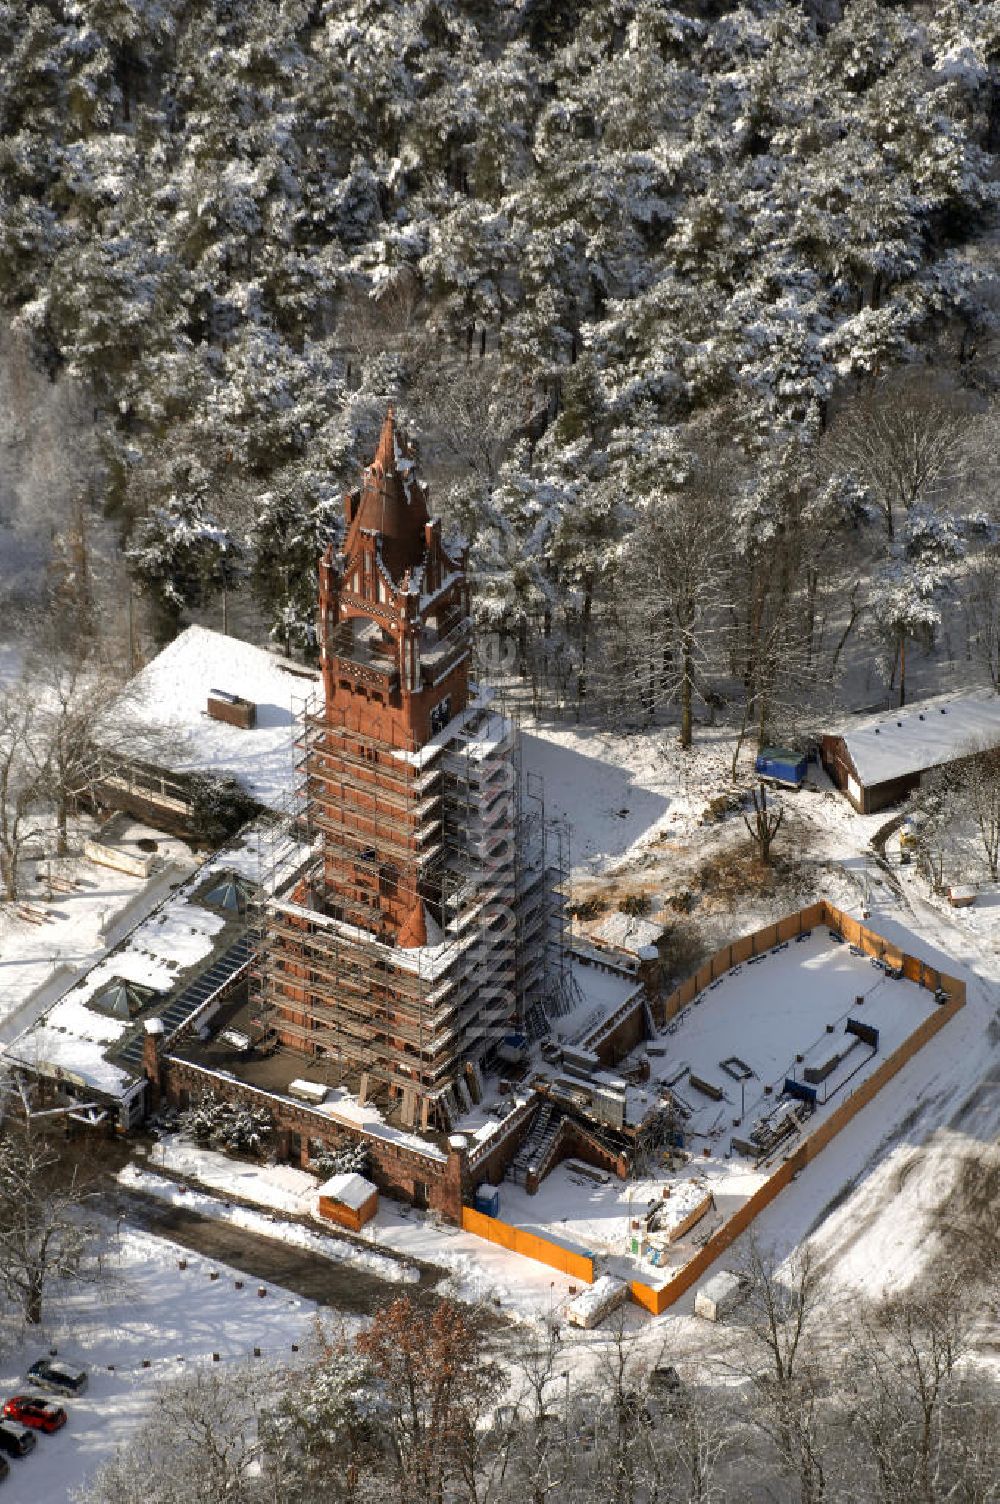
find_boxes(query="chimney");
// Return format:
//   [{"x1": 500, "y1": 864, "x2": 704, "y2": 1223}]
[{"x1": 143, "y1": 1018, "x2": 166, "y2": 1108}]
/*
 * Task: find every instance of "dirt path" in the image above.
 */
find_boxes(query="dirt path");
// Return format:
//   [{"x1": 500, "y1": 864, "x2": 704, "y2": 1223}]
[{"x1": 107, "y1": 1186, "x2": 444, "y2": 1317}]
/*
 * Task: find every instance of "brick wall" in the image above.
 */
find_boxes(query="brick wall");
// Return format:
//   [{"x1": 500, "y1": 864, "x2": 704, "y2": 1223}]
[{"x1": 160, "y1": 1055, "x2": 467, "y2": 1221}]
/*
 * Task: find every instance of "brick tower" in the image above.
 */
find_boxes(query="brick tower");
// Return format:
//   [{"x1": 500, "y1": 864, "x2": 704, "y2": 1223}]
[
  {"x1": 259, "y1": 411, "x2": 528, "y2": 1131},
  {"x1": 313, "y1": 407, "x2": 472, "y2": 944}
]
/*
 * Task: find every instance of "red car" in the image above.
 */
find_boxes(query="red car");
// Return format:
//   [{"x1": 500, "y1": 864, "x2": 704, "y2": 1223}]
[{"x1": 2, "y1": 1396, "x2": 67, "y2": 1433}]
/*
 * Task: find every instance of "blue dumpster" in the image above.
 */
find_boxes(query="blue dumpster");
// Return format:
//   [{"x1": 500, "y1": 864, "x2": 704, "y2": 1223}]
[{"x1": 755, "y1": 747, "x2": 807, "y2": 787}]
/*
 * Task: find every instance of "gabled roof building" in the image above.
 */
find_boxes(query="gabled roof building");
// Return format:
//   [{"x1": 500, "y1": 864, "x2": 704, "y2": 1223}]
[{"x1": 821, "y1": 689, "x2": 1000, "y2": 813}]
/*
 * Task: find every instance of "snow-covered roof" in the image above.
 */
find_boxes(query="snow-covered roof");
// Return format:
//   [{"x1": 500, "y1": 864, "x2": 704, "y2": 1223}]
[
  {"x1": 836, "y1": 690, "x2": 1000, "y2": 788},
  {"x1": 4, "y1": 825, "x2": 309, "y2": 1102},
  {"x1": 111, "y1": 625, "x2": 319, "y2": 811},
  {"x1": 591, "y1": 911, "x2": 664, "y2": 956},
  {"x1": 317, "y1": 1171, "x2": 378, "y2": 1209}
]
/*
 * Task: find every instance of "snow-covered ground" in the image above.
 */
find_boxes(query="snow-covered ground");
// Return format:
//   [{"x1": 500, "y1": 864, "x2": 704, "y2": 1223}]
[
  {"x1": 119, "y1": 1164, "x2": 419, "y2": 1285},
  {"x1": 125, "y1": 1137, "x2": 421, "y2": 1285},
  {"x1": 0, "y1": 1225, "x2": 323, "y2": 1504},
  {"x1": 373, "y1": 1201, "x2": 581, "y2": 1315},
  {"x1": 128, "y1": 1134, "x2": 583, "y2": 1319},
  {"x1": 520, "y1": 721, "x2": 728, "y2": 874},
  {"x1": 145, "y1": 1135, "x2": 323, "y2": 1217}
]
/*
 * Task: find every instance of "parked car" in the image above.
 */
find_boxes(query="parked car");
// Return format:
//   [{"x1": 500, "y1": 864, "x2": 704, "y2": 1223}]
[
  {"x1": 650, "y1": 1364, "x2": 682, "y2": 1394},
  {"x1": 25, "y1": 1358, "x2": 88, "y2": 1397},
  {"x1": 0, "y1": 1420, "x2": 36, "y2": 1458},
  {"x1": 2, "y1": 1396, "x2": 67, "y2": 1433}
]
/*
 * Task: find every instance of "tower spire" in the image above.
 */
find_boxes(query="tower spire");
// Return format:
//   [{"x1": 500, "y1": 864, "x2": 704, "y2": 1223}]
[{"x1": 372, "y1": 404, "x2": 396, "y2": 473}]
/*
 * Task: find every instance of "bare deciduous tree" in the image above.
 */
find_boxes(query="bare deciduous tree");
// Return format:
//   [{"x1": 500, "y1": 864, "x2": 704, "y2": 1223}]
[
  {"x1": 0, "y1": 680, "x2": 45, "y2": 901},
  {"x1": 614, "y1": 461, "x2": 733, "y2": 748},
  {"x1": 844, "y1": 1280, "x2": 984, "y2": 1504},
  {"x1": 0, "y1": 1120, "x2": 102, "y2": 1324},
  {"x1": 734, "y1": 1240, "x2": 829, "y2": 1504},
  {"x1": 826, "y1": 372, "x2": 978, "y2": 540},
  {"x1": 503, "y1": 1318, "x2": 572, "y2": 1504},
  {"x1": 956, "y1": 740, "x2": 1000, "y2": 881},
  {"x1": 743, "y1": 781, "x2": 785, "y2": 865},
  {"x1": 74, "y1": 1364, "x2": 268, "y2": 1504},
  {"x1": 24, "y1": 645, "x2": 133, "y2": 857},
  {"x1": 964, "y1": 552, "x2": 1000, "y2": 692},
  {"x1": 412, "y1": 359, "x2": 534, "y2": 542}
]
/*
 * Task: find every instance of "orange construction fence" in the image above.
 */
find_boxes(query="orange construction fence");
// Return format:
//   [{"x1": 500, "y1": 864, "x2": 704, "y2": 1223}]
[
  {"x1": 631, "y1": 984, "x2": 965, "y2": 1315},
  {"x1": 461, "y1": 1206, "x2": 594, "y2": 1284},
  {"x1": 661, "y1": 899, "x2": 965, "y2": 1021},
  {"x1": 460, "y1": 905, "x2": 966, "y2": 1318}
]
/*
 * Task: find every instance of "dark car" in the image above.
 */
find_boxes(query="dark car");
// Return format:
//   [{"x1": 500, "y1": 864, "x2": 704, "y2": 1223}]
[
  {"x1": 0, "y1": 1420, "x2": 36, "y2": 1458},
  {"x1": 2, "y1": 1396, "x2": 67, "y2": 1433},
  {"x1": 650, "y1": 1364, "x2": 682, "y2": 1393},
  {"x1": 25, "y1": 1359, "x2": 88, "y2": 1397}
]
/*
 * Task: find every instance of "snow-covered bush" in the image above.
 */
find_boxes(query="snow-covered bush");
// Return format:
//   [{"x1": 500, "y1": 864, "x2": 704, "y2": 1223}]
[
  {"x1": 309, "y1": 1138, "x2": 370, "y2": 1179},
  {"x1": 187, "y1": 774, "x2": 259, "y2": 845},
  {"x1": 180, "y1": 1094, "x2": 274, "y2": 1156}
]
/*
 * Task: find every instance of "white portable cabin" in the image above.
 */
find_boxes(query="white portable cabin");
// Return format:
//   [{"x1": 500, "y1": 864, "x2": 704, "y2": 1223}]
[{"x1": 694, "y1": 1270, "x2": 743, "y2": 1322}]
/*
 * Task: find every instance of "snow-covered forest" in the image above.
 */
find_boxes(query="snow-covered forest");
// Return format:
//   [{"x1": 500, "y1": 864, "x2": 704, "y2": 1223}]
[{"x1": 2, "y1": 0, "x2": 1000, "y2": 735}]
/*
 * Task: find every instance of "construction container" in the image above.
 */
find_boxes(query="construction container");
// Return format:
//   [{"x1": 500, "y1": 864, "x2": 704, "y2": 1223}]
[
  {"x1": 755, "y1": 747, "x2": 807, "y2": 788},
  {"x1": 567, "y1": 1274, "x2": 629, "y2": 1329},
  {"x1": 288, "y1": 1078, "x2": 329, "y2": 1105},
  {"x1": 694, "y1": 1270, "x2": 743, "y2": 1322}
]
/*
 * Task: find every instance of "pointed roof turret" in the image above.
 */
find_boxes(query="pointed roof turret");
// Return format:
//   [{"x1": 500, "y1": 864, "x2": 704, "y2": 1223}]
[
  {"x1": 372, "y1": 403, "x2": 398, "y2": 472},
  {"x1": 346, "y1": 407, "x2": 431, "y2": 582}
]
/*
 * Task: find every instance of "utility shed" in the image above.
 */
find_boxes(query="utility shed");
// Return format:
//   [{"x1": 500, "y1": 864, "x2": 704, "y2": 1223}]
[
  {"x1": 317, "y1": 1172, "x2": 379, "y2": 1232},
  {"x1": 821, "y1": 691, "x2": 1000, "y2": 813}
]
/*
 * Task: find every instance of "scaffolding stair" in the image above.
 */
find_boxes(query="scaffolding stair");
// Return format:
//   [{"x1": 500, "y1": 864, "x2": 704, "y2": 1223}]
[
  {"x1": 524, "y1": 1001, "x2": 552, "y2": 1042},
  {"x1": 547, "y1": 962, "x2": 584, "y2": 1021},
  {"x1": 508, "y1": 1102, "x2": 561, "y2": 1183}
]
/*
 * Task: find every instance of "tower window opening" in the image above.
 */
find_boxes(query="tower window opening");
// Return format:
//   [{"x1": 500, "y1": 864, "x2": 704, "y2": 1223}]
[{"x1": 430, "y1": 696, "x2": 452, "y2": 735}]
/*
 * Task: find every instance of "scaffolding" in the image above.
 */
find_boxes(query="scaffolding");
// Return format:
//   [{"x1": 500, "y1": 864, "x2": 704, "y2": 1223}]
[
  {"x1": 242, "y1": 410, "x2": 569, "y2": 1134},
  {"x1": 247, "y1": 661, "x2": 572, "y2": 1134}
]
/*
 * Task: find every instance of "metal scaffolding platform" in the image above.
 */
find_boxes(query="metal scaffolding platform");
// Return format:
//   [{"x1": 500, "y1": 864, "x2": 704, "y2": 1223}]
[{"x1": 249, "y1": 683, "x2": 571, "y2": 1133}]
